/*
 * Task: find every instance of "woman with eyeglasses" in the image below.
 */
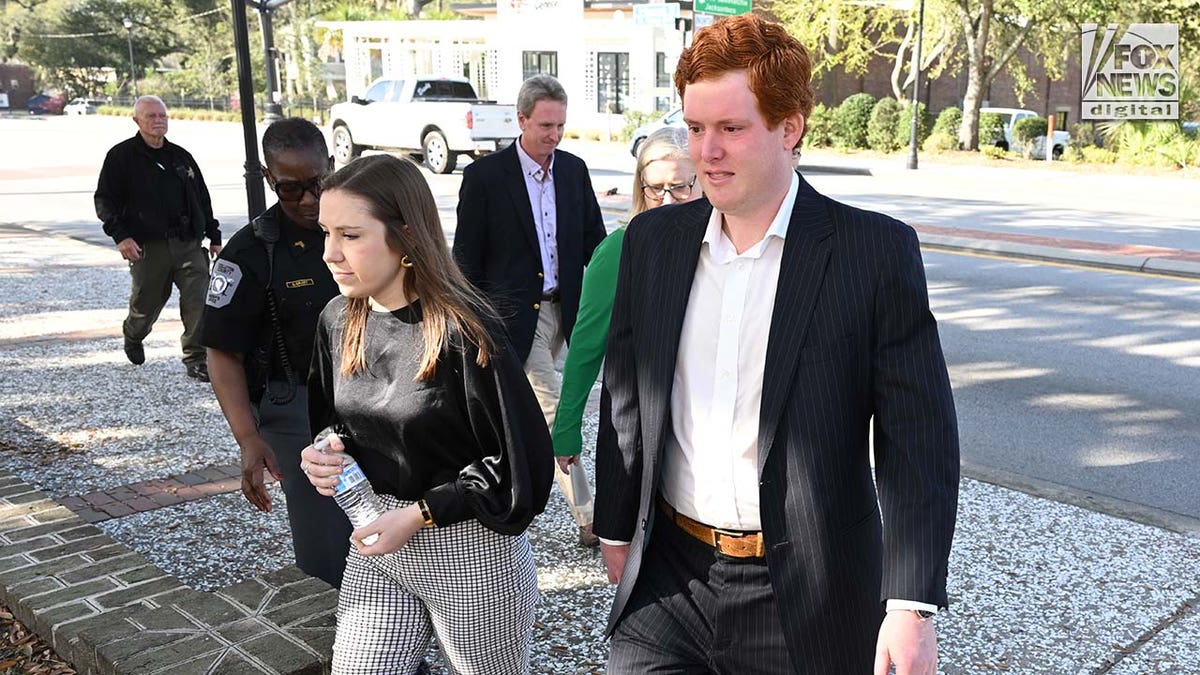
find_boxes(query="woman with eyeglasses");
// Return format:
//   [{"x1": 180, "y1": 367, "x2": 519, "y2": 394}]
[
  {"x1": 200, "y1": 118, "x2": 353, "y2": 588},
  {"x1": 299, "y1": 154, "x2": 553, "y2": 673},
  {"x1": 551, "y1": 126, "x2": 701, "y2": 481}
]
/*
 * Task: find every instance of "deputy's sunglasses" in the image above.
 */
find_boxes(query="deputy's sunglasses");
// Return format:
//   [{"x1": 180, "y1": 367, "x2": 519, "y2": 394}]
[{"x1": 272, "y1": 177, "x2": 323, "y2": 202}]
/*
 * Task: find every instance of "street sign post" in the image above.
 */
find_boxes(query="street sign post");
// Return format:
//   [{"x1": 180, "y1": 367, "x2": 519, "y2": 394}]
[{"x1": 694, "y1": 0, "x2": 750, "y2": 16}]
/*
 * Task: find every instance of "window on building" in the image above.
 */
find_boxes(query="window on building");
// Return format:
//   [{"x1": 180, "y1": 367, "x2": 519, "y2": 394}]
[
  {"x1": 655, "y1": 52, "x2": 673, "y2": 112},
  {"x1": 523, "y1": 51, "x2": 558, "y2": 80},
  {"x1": 1055, "y1": 107, "x2": 1070, "y2": 130},
  {"x1": 596, "y1": 52, "x2": 629, "y2": 114},
  {"x1": 655, "y1": 52, "x2": 671, "y2": 88},
  {"x1": 369, "y1": 48, "x2": 384, "y2": 82}
]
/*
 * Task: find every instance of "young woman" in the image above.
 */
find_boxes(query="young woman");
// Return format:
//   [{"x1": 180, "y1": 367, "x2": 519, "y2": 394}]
[
  {"x1": 300, "y1": 154, "x2": 553, "y2": 674},
  {"x1": 551, "y1": 127, "x2": 701, "y2": 469}
]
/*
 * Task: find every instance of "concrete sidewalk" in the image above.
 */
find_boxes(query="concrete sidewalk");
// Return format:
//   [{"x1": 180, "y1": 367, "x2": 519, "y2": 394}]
[{"x1": 1, "y1": 220, "x2": 1198, "y2": 674}]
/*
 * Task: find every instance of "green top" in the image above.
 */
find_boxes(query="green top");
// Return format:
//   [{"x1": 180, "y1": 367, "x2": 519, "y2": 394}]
[{"x1": 551, "y1": 227, "x2": 626, "y2": 456}]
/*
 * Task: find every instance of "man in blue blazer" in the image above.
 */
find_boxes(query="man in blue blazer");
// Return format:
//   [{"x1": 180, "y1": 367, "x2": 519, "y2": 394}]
[
  {"x1": 595, "y1": 15, "x2": 960, "y2": 674},
  {"x1": 454, "y1": 74, "x2": 608, "y2": 547}
]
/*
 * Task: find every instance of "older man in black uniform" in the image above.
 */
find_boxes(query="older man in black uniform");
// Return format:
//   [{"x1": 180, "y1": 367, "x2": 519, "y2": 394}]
[
  {"x1": 200, "y1": 118, "x2": 351, "y2": 587},
  {"x1": 95, "y1": 95, "x2": 221, "y2": 381}
]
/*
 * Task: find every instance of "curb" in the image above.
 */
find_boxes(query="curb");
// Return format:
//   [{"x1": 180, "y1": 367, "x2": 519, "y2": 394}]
[
  {"x1": 917, "y1": 233, "x2": 1200, "y2": 280},
  {"x1": 0, "y1": 468, "x2": 335, "y2": 674}
]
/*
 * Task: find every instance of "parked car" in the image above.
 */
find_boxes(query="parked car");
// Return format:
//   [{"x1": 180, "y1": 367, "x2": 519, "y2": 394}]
[
  {"x1": 628, "y1": 107, "x2": 684, "y2": 157},
  {"x1": 26, "y1": 93, "x2": 65, "y2": 115},
  {"x1": 63, "y1": 97, "x2": 103, "y2": 115},
  {"x1": 980, "y1": 107, "x2": 1070, "y2": 160},
  {"x1": 328, "y1": 77, "x2": 520, "y2": 173}
]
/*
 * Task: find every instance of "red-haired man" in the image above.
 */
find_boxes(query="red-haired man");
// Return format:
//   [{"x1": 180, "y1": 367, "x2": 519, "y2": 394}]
[{"x1": 595, "y1": 14, "x2": 959, "y2": 674}]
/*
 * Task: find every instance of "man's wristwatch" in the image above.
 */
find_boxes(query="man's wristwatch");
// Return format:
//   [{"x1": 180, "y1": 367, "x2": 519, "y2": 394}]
[{"x1": 911, "y1": 609, "x2": 936, "y2": 621}]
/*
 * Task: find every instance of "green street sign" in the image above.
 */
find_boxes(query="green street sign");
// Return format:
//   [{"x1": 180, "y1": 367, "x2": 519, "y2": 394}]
[{"x1": 694, "y1": 0, "x2": 750, "y2": 16}]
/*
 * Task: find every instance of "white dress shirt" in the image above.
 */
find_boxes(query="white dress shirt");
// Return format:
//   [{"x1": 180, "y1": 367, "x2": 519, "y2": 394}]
[
  {"x1": 652, "y1": 172, "x2": 937, "y2": 616},
  {"x1": 660, "y1": 173, "x2": 797, "y2": 531},
  {"x1": 515, "y1": 140, "x2": 558, "y2": 294}
]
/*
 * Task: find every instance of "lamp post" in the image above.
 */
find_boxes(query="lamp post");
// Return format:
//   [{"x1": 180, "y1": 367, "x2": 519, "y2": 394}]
[
  {"x1": 246, "y1": 0, "x2": 293, "y2": 124},
  {"x1": 904, "y1": 0, "x2": 925, "y2": 170},
  {"x1": 122, "y1": 17, "x2": 138, "y2": 97},
  {"x1": 231, "y1": 0, "x2": 266, "y2": 220}
]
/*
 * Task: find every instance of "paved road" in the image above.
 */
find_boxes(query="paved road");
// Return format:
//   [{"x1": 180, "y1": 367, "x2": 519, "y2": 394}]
[
  {"x1": 4, "y1": 114, "x2": 1199, "y2": 530},
  {"x1": 928, "y1": 251, "x2": 1200, "y2": 527}
]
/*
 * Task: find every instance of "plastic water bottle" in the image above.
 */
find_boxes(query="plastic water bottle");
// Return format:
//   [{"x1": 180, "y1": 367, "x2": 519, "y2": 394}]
[{"x1": 314, "y1": 428, "x2": 384, "y2": 546}]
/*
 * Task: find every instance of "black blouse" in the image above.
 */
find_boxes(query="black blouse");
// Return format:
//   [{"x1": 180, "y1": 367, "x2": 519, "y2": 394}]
[{"x1": 308, "y1": 296, "x2": 553, "y2": 535}]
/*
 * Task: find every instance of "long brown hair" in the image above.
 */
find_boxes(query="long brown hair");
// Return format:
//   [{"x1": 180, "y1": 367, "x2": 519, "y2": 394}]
[{"x1": 322, "y1": 154, "x2": 497, "y2": 380}]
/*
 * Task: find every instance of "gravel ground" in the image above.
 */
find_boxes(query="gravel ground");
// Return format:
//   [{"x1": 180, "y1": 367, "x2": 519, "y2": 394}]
[{"x1": 4, "y1": 229, "x2": 1199, "y2": 673}]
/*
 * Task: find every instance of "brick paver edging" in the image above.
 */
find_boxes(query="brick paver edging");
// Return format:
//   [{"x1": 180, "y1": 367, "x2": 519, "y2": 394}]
[
  {"x1": 0, "y1": 468, "x2": 336, "y2": 674},
  {"x1": 58, "y1": 464, "x2": 250, "y2": 525}
]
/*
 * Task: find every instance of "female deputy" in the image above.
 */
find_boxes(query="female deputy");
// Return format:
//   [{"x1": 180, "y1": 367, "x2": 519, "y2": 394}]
[{"x1": 551, "y1": 127, "x2": 701, "y2": 471}]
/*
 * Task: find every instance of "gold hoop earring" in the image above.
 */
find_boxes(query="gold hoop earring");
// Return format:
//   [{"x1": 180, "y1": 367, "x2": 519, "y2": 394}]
[{"x1": 401, "y1": 255, "x2": 414, "y2": 268}]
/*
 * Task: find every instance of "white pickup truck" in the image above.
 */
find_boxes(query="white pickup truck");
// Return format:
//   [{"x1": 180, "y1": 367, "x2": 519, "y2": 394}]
[
  {"x1": 981, "y1": 107, "x2": 1070, "y2": 160},
  {"x1": 328, "y1": 77, "x2": 520, "y2": 173}
]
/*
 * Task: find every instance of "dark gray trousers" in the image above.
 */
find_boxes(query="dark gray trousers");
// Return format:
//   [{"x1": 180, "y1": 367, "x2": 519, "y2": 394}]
[
  {"x1": 608, "y1": 509, "x2": 793, "y2": 675},
  {"x1": 123, "y1": 238, "x2": 209, "y2": 365},
  {"x1": 257, "y1": 384, "x2": 352, "y2": 588}
]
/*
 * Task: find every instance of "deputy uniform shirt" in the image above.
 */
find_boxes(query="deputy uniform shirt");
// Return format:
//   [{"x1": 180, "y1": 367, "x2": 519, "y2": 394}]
[{"x1": 200, "y1": 203, "x2": 337, "y2": 374}]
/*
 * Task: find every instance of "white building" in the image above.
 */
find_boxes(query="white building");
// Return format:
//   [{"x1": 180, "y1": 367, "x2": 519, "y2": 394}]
[{"x1": 318, "y1": 0, "x2": 692, "y2": 131}]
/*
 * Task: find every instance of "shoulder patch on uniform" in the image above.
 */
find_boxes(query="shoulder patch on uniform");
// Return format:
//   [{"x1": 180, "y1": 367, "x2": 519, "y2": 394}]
[{"x1": 206, "y1": 259, "x2": 243, "y2": 308}]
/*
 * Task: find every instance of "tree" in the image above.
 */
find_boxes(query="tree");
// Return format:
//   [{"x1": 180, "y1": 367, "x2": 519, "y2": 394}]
[
  {"x1": 169, "y1": 6, "x2": 235, "y2": 107},
  {"x1": 953, "y1": 0, "x2": 1119, "y2": 150},
  {"x1": 770, "y1": 0, "x2": 906, "y2": 83},
  {"x1": 16, "y1": 0, "x2": 182, "y2": 96}
]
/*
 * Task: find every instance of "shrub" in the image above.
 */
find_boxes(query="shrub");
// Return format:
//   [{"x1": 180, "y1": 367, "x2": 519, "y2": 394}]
[
  {"x1": 804, "y1": 103, "x2": 835, "y2": 148},
  {"x1": 922, "y1": 131, "x2": 958, "y2": 153},
  {"x1": 979, "y1": 112, "x2": 1006, "y2": 147},
  {"x1": 895, "y1": 101, "x2": 933, "y2": 149},
  {"x1": 621, "y1": 110, "x2": 662, "y2": 143},
  {"x1": 932, "y1": 106, "x2": 962, "y2": 138},
  {"x1": 1013, "y1": 116, "x2": 1047, "y2": 143},
  {"x1": 980, "y1": 145, "x2": 1010, "y2": 160},
  {"x1": 1063, "y1": 146, "x2": 1086, "y2": 164},
  {"x1": 833, "y1": 93, "x2": 875, "y2": 149},
  {"x1": 1081, "y1": 147, "x2": 1118, "y2": 163},
  {"x1": 867, "y1": 98, "x2": 903, "y2": 152},
  {"x1": 1070, "y1": 121, "x2": 1101, "y2": 148},
  {"x1": 1012, "y1": 116, "x2": 1048, "y2": 158}
]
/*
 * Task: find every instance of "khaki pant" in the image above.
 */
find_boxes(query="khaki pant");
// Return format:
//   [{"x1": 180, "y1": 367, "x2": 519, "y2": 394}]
[
  {"x1": 123, "y1": 238, "x2": 209, "y2": 366},
  {"x1": 523, "y1": 302, "x2": 594, "y2": 527}
]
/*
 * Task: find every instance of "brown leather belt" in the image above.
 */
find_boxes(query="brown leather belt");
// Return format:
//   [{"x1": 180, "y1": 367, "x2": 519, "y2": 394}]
[{"x1": 656, "y1": 495, "x2": 766, "y2": 558}]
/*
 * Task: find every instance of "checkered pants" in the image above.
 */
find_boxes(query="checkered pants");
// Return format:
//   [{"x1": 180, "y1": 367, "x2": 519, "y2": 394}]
[{"x1": 332, "y1": 495, "x2": 539, "y2": 675}]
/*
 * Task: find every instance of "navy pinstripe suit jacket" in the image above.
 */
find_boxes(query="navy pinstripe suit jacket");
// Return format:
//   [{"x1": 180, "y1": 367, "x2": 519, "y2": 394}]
[{"x1": 595, "y1": 172, "x2": 960, "y2": 672}]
